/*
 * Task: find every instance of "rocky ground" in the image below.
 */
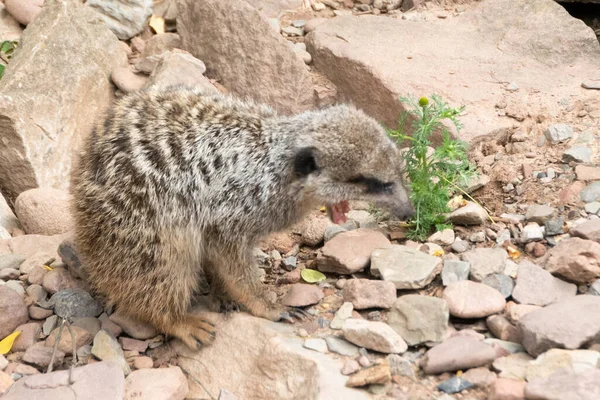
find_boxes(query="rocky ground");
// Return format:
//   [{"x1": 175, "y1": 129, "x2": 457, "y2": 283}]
[{"x1": 1, "y1": 0, "x2": 600, "y2": 399}]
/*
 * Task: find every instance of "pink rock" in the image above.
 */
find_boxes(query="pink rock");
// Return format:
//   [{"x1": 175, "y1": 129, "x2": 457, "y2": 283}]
[
  {"x1": 541, "y1": 237, "x2": 600, "y2": 284},
  {"x1": 486, "y1": 315, "x2": 521, "y2": 343},
  {"x1": 29, "y1": 305, "x2": 53, "y2": 320},
  {"x1": 111, "y1": 67, "x2": 148, "y2": 94},
  {"x1": 282, "y1": 284, "x2": 324, "y2": 307},
  {"x1": 342, "y1": 279, "x2": 396, "y2": 310},
  {"x1": 512, "y1": 260, "x2": 576, "y2": 306},
  {"x1": 22, "y1": 343, "x2": 64, "y2": 369},
  {"x1": 45, "y1": 325, "x2": 93, "y2": 355},
  {"x1": 11, "y1": 322, "x2": 41, "y2": 352},
  {"x1": 0, "y1": 370, "x2": 14, "y2": 396},
  {"x1": 119, "y1": 337, "x2": 148, "y2": 353},
  {"x1": 42, "y1": 267, "x2": 84, "y2": 294},
  {"x1": 442, "y1": 281, "x2": 506, "y2": 318},
  {"x1": 575, "y1": 165, "x2": 600, "y2": 181},
  {"x1": 489, "y1": 378, "x2": 525, "y2": 400},
  {"x1": 421, "y1": 336, "x2": 497, "y2": 374},
  {"x1": 4, "y1": 0, "x2": 43, "y2": 25},
  {"x1": 124, "y1": 366, "x2": 188, "y2": 400},
  {"x1": 525, "y1": 368, "x2": 600, "y2": 400},
  {"x1": 133, "y1": 356, "x2": 154, "y2": 369},
  {"x1": 570, "y1": 220, "x2": 600, "y2": 243},
  {"x1": 504, "y1": 302, "x2": 541, "y2": 324},
  {"x1": 109, "y1": 313, "x2": 158, "y2": 340},
  {"x1": 462, "y1": 367, "x2": 497, "y2": 388},
  {"x1": 342, "y1": 318, "x2": 407, "y2": 354},
  {"x1": 0, "y1": 286, "x2": 28, "y2": 340},
  {"x1": 14, "y1": 188, "x2": 73, "y2": 235}
]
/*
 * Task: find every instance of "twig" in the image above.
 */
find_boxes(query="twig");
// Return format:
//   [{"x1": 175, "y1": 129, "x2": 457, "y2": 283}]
[
  {"x1": 65, "y1": 321, "x2": 77, "y2": 384},
  {"x1": 47, "y1": 318, "x2": 65, "y2": 374}
]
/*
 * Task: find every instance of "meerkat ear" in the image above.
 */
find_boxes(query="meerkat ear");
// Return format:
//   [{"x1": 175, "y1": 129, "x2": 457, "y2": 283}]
[{"x1": 294, "y1": 147, "x2": 319, "y2": 177}]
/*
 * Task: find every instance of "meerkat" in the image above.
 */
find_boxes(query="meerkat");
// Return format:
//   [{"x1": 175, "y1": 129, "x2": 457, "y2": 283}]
[{"x1": 71, "y1": 86, "x2": 415, "y2": 350}]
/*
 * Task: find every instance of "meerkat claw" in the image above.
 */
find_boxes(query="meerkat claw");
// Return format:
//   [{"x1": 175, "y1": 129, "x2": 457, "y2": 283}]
[{"x1": 279, "y1": 311, "x2": 296, "y2": 323}]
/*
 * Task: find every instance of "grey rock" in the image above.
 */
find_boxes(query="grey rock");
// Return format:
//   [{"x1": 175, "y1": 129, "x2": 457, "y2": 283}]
[
  {"x1": 461, "y1": 247, "x2": 507, "y2": 282},
  {"x1": 450, "y1": 239, "x2": 470, "y2": 253},
  {"x1": 590, "y1": 279, "x2": 600, "y2": 296},
  {"x1": 0, "y1": 255, "x2": 25, "y2": 271},
  {"x1": 5, "y1": 280, "x2": 24, "y2": 295},
  {"x1": 421, "y1": 336, "x2": 496, "y2": 374},
  {"x1": 525, "y1": 368, "x2": 600, "y2": 400},
  {"x1": 324, "y1": 336, "x2": 359, "y2": 356},
  {"x1": 282, "y1": 256, "x2": 297, "y2": 270},
  {"x1": 346, "y1": 210, "x2": 377, "y2": 229},
  {"x1": 545, "y1": 218, "x2": 565, "y2": 236},
  {"x1": 43, "y1": 315, "x2": 58, "y2": 336},
  {"x1": 324, "y1": 225, "x2": 347, "y2": 242},
  {"x1": 50, "y1": 289, "x2": 103, "y2": 321},
  {"x1": 521, "y1": 223, "x2": 544, "y2": 243},
  {"x1": 0, "y1": 192, "x2": 20, "y2": 234},
  {"x1": 370, "y1": 245, "x2": 442, "y2": 289},
  {"x1": 386, "y1": 354, "x2": 414, "y2": 378},
  {"x1": 581, "y1": 182, "x2": 600, "y2": 203},
  {"x1": 22, "y1": 344, "x2": 64, "y2": 370},
  {"x1": 387, "y1": 295, "x2": 449, "y2": 346},
  {"x1": 91, "y1": 330, "x2": 131, "y2": 375},
  {"x1": 512, "y1": 260, "x2": 576, "y2": 306},
  {"x1": 437, "y1": 377, "x2": 474, "y2": 394},
  {"x1": 563, "y1": 146, "x2": 592, "y2": 163},
  {"x1": 86, "y1": 0, "x2": 153, "y2": 40},
  {"x1": 544, "y1": 123, "x2": 573, "y2": 144},
  {"x1": 482, "y1": 274, "x2": 514, "y2": 298},
  {"x1": 342, "y1": 319, "x2": 407, "y2": 354},
  {"x1": 448, "y1": 202, "x2": 487, "y2": 226},
  {"x1": 584, "y1": 202, "x2": 600, "y2": 215},
  {"x1": 582, "y1": 80, "x2": 600, "y2": 90},
  {"x1": 441, "y1": 260, "x2": 471, "y2": 286},
  {"x1": 525, "y1": 205, "x2": 556, "y2": 224},
  {"x1": 330, "y1": 302, "x2": 353, "y2": 330},
  {"x1": 303, "y1": 338, "x2": 328, "y2": 353}
]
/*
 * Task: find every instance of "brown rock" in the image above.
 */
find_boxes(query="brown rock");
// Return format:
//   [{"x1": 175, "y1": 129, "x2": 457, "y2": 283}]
[
  {"x1": 462, "y1": 367, "x2": 497, "y2": 388},
  {"x1": 141, "y1": 33, "x2": 182, "y2": 59},
  {"x1": 14, "y1": 364, "x2": 39, "y2": 376},
  {"x1": 133, "y1": 356, "x2": 154, "y2": 369},
  {"x1": 111, "y1": 67, "x2": 148, "y2": 94},
  {"x1": 19, "y1": 251, "x2": 55, "y2": 275},
  {"x1": 22, "y1": 343, "x2": 64, "y2": 369},
  {"x1": 387, "y1": 295, "x2": 449, "y2": 346},
  {"x1": 45, "y1": 325, "x2": 93, "y2": 355},
  {"x1": 504, "y1": 302, "x2": 540, "y2": 324},
  {"x1": 342, "y1": 279, "x2": 396, "y2": 310},
  {"x1": 101, "y1": 318, "x2": 123, "y2": 338},
  {"x1": 260, "y1": 232, "x2": 296, "y2": 254},
  {"x1": 0, "y1": 0, "x2": 126, "y2": 203},
  {"x1": 525, "y1": 368, "x2": 600, "y2": 400},
  {"x1": 345, "y1": 362, "x2": 391, "y2": 387},
  {"x1": 300, "y1": 214, "x2": 332, "y2": 247},
  {"x1": 0, "y1": 234, "x2": 67, "y2": 259},
  {"x1": 559, "y1": 181, "x2": 586, "y2": 205},
  {"x1": 282, "y1": 284, "x2": 324, "y2": 307},
  {"x1": 124, "y1": 366, "x2": 188, "y2": 400},
  {"x1": 0, "y1": 3, "x2": 23, "y2": 42},
  {"x1": 119, "y1": 337, "x2": 148, "y2": 353},
  {"x1": 486, "y1": 315, "x2": 522, "y2": 343},
  {"x1": 512, "y1": 260, "x2": 576, "y2": 306},
  {"x1": 109, "y1": 313, "x2": 158, "y2": 340},
  {"x1": 14, "y1": 189, "x2": 73, "y2": 235},
  {"x1": 27, "y1": 265, "x2": 48, "y2": 285},
  {"x1": 443, "y1": 281, "x2": 506, "y2": 318},
  {"x1": 29, "y1": 305, "x2": 53, "y2": 320},
  {"x1": 317, "y1": 229, "x2": 391, "y2": 274},
  {"x1": 177, "y1": 0, "x2": 315, "y2": 114},
  {"x1": 0, "y1": 285, "x2": 28, "y2": 340},
  {"x1": 570, "y1": 220, "x2": 600, "y2": 244},
  {"x1": 421, "y1": 336, "x2": 497, "y2": 374},
  {"x1": 12, "y1": 323, "x2": 41, "y2": 352},
  {"x1": 489, "y1": 378, "x2": 525, "y2": 400},
  {"x1": 518, "y1": 295, "x2": 600, "y2": 357},
  {"x1": 342, "y1": 319, "x2": 407, "y2": 354},
  {"x1": 146, "y1": 50, "x2": 218, "y2": 93},
  {"x1": 42, "y1": 267, "x2": 83, "y2": 294},
  {"x1": 575, "y1": 165, "x2": 600, "y2": 181},
  {"x1": 4, "y1": 0, "x2": 43, "y2": 26},
  {"x1": 492, "y1": 352, "x2": 533, "y2": 381},
  {"x1": 541, "y1": 237, "x2": 600, "y2": 284}
]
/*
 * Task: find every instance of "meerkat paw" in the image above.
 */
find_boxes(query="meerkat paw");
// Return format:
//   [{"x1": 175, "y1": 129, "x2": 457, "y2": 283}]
[
  {"x1": 171, "y1": 315, "x2": 217, "y2": 350},
  {"x1": 279, "y1": 307, "x2": 311, "y2": 323}
]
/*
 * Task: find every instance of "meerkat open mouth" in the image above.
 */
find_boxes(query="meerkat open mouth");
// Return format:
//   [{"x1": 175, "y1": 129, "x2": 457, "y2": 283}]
[{"x1": 326, "y1": 201, "x2": 350, "y2": 224}]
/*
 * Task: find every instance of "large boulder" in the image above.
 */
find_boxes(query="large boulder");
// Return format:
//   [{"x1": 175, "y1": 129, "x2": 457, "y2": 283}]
[
  {"x1": 177, "y1": 0, "x2": 316, "y2": 114},
  {"x1": 0, "y1": 0, "x2": 127, "y2": 203},
  {"x1": 306, "y1": 0, "x2": 600, "y2": 142},
  {"x1": 175, "y1": 313, "x2": 368, "y2": 400}
]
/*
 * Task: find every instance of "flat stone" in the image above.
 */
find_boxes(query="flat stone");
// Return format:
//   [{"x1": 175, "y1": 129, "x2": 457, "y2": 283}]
[
  {"x1": 282, "y1": 284, "x2": 324, "y2": 307},
  {"x1": 91, "y1": 330, "x2": 131, "y2": 375},
  {"x1": 43, "y1": 315, "x2": 58, "y2": 336},
  {"x1": 545, "y1": 123, "x2": 574, "y2": 143},
  {"x1": 386, "y1": 354, "x2": 414, "y2": 378},
  {"x1": 521, "y1": 223, "x2": 544, "y2": 243},
  {"x1": 580, "y1": 182, "x2": 600, "y2": 203},
  {"x1": 441, "y1": 260, "x2": 471, "y2": 286},
  {"x1": 342, "y1": 319, "x2": 407, "y2": 354},
  {"x1": 342, "y1": 279, "x2": 396, "y2": 310},
  {"x1": 486, "y1": 315, "x2": 522, "y2": 343},
  {"x1": 177, "y1": 0, "x2": 315, "y2": 114},
  {"x1": 318, "y1": 229, "x2": 391, "y2": 274},
  {"x1": 119, "y1": 337, "x2": 148, "y2": 353},
  {"x1": 461, "y1": 247, "x2": 508, "y2": 282},
  {"x1": 525, "y1": 368, "x2": 600, "y2": 400},
  {"x1": 86, "y1": 0, "x2": 152, "y2": 40},
  {"x1": 462, "y1": 367, "x2": 497, "y2": 388},
  {"x1": 11, "y1": 322, "x2": 41, "y2": 352},
  {"x1": 42, "y1": 267, "x2": 84, "y2": 295},
  {"x1": 111, "y1": 66, "x2": 148, "y2": 94},
  {"x1": 147, "y1": 50, "x2": 218, "y2": 94},
  {"x1": 0, "y1": 255, "x2": 25, "y2": 271},
  {"x1": 387, "y1": 295, "x2": 449, "y2": 346},
  {"x1": 324, "y1": 336, "x2": 359, "y2": 357},
  {"x1": 303, "y1": 338, "x2": 328, "y2": 353},
  {"x1": 0, "y1": 0, "x2": 126, "y2": 203},
  {"x1": 45, "y1": 325, "x2": 93, "y2": 356},
  {"x1": 443, "y1": 281, "x2": 506, "y2": 318},
  {"x1": 484, "y1": 338, "x2": 525, "y2": 355},
  {"x1": 345, "y1": 363, "x2": 391, "y2": 388},
  {"x1": 124, "y1": 366, "x2": 188, "y2": 400},
  {"x1": 2, "y1": 362, "x2": 125, "y2": 400},
  {"x1": 525, "y1": 205, "x2": 556, "y2": 224},
  {"x1": 451, "y1": 239, "x2": 470, "y2": 253},
  {"x1": 29, "y1": 306, "x2": 53, "y2": 320},
  {"x1": 541, "y1": 237, "x2": 600, "y2": 284},
  {"x1": 330, "y1": 302, "x2": 353, "y2": 330},
  {"x1": 449, "y1": 202, "x2": 487, "y2": 226},
  {"x1": 526, "y1": 349, "x2": 600, "y2": 381},
  {"x1": 0, "y1": 286, "x2": 28, "y2": 340},
  {"x1": 22, "y1": 343, "x2": 64, "y2": 370},
  {"x1": 512, "y1": 260, "x2": 576, "y2": 306},
  {"x1": 570, "y1": 220, "x2": 600, "y2": 244},
  {"x1": 437, "y1": 377, "x2": 474, "y2": 394},
  {"x1": 576, "y1": 165, "x2": 600, "y2": 181},
  {"x1": 563, "y1": 146, "x2": 592, "y2": 163},
  {"x1": 428, "y1": 229, "x2": 455, "y2": 246},
  {"x1": 482, "y1": 274, "x2": 514, "y2": 298},
  {"x1": 421, "y1": 336, "x2": 497, "y2": 374},
  {"x1": 109, "y1": 313, "x2": 158, "y2": 340},
  {"x1": 488, "y1": 378, "x2": 526, "y2": 400},
  {"x1": 492, "y1": 352, "x2": 533, "y2": 380},
  {"x1": 14, "y1": 189, "x2": 73, "y2": 236},
  {"x1": 518, "y1": 295, "x2": 600, "y2": 357},
  {"x1": 370, "y1": 245, "x2": 442, "y2": 289},
  {"x1": 584, "y1": 202, "x2": 600, "y2": 215}
]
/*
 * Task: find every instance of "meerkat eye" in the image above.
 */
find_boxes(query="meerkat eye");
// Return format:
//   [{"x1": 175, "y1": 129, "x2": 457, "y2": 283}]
[
  {"x1": 348, "y1": 175, "x2": 394, "y2": 194},
  {"x1": 294, "y1": 147, "x2": 319, "y2": 177}
]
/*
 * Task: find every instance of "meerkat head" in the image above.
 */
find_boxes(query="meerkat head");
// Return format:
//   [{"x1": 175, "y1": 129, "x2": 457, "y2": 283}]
[{"x1": 292, "y1": 105, "x2": 415, "y2": 224}]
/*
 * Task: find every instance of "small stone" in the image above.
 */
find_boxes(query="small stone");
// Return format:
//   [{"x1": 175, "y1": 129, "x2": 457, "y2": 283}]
[
  {"x1": 451, "y1": 239, "x2": 470, "y2": 253},
  {"x1": 486, "y1": 315, "x2": 521, "y2": 343},
  {"x1": 576, "y1": 165, "x2": 600, "y2": 181},
  {"x1": 386, "y1": 354, "x2": 414, "y2": 378},
  {"x1": 281, "y1": 26, "x2": 303, "y2": 36},
  {"x1": 526, "y1": 349, "x2": 600, "y2": 381},
  {"x1": 14, "y1": 188, "x2": 73, "y2": 235},
  {"x1": 5, "y1": 280, "x2": 24, "y2": 295},
  {"x1": 437, "y1": 377, "x2": 474, "y2": 394},
  {"x1": 441, "y1": 260, "x2": 471, "y2": 286},
  {"x1": 0, "y1": 286, "x2": 28, "y2": 340},
  {"x1": 0, "y1": 354, "x2": 7, "y2": 370},
  {"x1": 324, "y1": 225, "x2": 347, "y2": 242},
  {"x1": 505, "y1": 302, "x2": 541, "y2": 324},
  {"x1": 45, "y1": 325, "x2": 93, "y2": 355},
  {"x1": 342, "y1": 279, "x2": 396, "y2": 310},
  {"x1": 580, "y1": 182, "x2": 600, "y2": 203},
  {"x1": 462, "y1": 367, "x2": 497, "y2": 388},
  {"x1": 342, "y1": 319, "x2": 407, "y2": 354},
  {"x1": 521, "y1": 223, "x2": 544, "y2": 243},
  {"x1": 50, "y1": 289, "x2": 103, "y2": 320},
  {"x1": 387, "y1": 295, "x2": 449, "y2": 346},
  {"x1": 124, "y1": 367, "x2": 188, "y2": 399},
  {"x1": 525, "y1": 368, "x2": 600, "y2": 400},
  {"x1": 544, "y1": 218, "x2": 565, "y2": 236},
  {"x1": 101, "y1": 318, "x2": 123, "y2": 338},
  {"x1": 42, "y1": 267, "x2": 82, "y2": 295},
  {"x1": 428, "y1": 229, "x2": 455, "y2": 246},
  {"x1": 25, "y1": 285, "x2": 47, "y2": 303},
  {"x1": 590, "y1": 279, "x2": 600, "y2": 296},
  {"x1": 370, "y1": 245, "x2": 442, "y2": 289},
  {"x1": 342, "y1": 359, "x2": 360, "y2": 375},
  {"x1": 489, "y1": 378, "x2": 526, "y2": 400},
  {"x1": 324, "y1": 336, "x2": 359, "y2": 356},
  {"x1": 346, "y1": 210, "x2": 377, "y2": 229},
  {"x1": 0, "y1": 268, "x2": 19, "y2": 280},
  {"x1": 525, "y1": 205, "x2": 556, "y2": 224},
  {"x1": 461, "y1": 247, "x2": 507, "y2": 282},
  {"x1": 42, "y1": 315, "x2": 58, "y2": 336},
  {"x1": 482, "y1": 274, "x2": 514, "y2": 298},
  {"x1": 330, "y1": 302, "x2": 353, "y2": 330},
  {"x1": 443, "y1": 281, "x2": 506, "y2": 318},
  {"x1": 484, "y1": 338, "x2": 525, "y2": 355},
  {"x1": 541, "y1": 238, "x2": 600, "y2": 284},
  {"x1": 421, "y1": 336, "x2": 496, "y2": 374},
  {"x1": 22, "y1": 344, "x2": 64, "y2": 370},
  {"x1": 0, "y1": 255, "x2": 25, "y2": 272},
  {"x1": 109, "y1": 313, "x2": 158, "y2": 340},
  {"x1": 570, "y1": 220, "x2": 600, "y2": 244},
  {"x1": 86, "y1": 0, "x2": 152, "y2": 40},
  {"x1": 449, "y1": 202, "x2": 487, "y2": 225},
  {"x1": 511, "y1": 260, "x2": 576, "y2": 306},
  {"x1": 303, "y1": 338, "x2": 328, "y2": 353},
  {"x1": 470, "y1": 231, "x2": 486, "y2": 243},
  {"x1": 282, "y1": 284, "x2": 324, "y2": 307},
  {"x1": 91, "y1": 330, "x2": 131, "y2": 375},
  {"x1": 72, "y1": 317, "x2": 101, "y2": 337},
  {"x1": 282, "y1": 256, "x2": 297, "y2": 270},
  {"x1": 301, "y1": 215, "x2": 332, "y2": 246},
  {"x1": 584, "y1": 202, "x2": 600, "y2": 215},
  {"x1": 110, "y1": 67, "x2": 148, "y2": 94},
  {"x1": 345, "y1": 363, "x2": 391, "y2": 388},
  {"x1": 11, "y1": 323, "x2": 41, "y2": 352},
  {"x1": 119, "y1": 337, "x2": 148, "y2": 353},
  {"x1": 563, "y1": 146, "x2": 592, "y2": 163},
  {"x1": 544, "y1": 123, "x2": 573, "y2": 144},
  {"x1": 582, "y1": 80, "x2": 600, "y2": 90},
  {"x1": 463, "y1": 174, "x2": 491, "y2": 193},
  {"x1": 133, "y1": 356, "x2": 154, "y2": 369},
  {"x1": 493, "y1": 352, "x2": 533, "y2": 380}
]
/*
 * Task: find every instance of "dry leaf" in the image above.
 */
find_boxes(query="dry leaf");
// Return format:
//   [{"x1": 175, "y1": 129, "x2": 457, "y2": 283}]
[
  {"x1": 149, "y1": 15, "x2": 165, "y2": 34},
  {"x1": 0, "y1": 330, "x2": 21, "y2": 355},
  {"x1": 301, "y1": 268, "x2": 326, "y2": 283}
]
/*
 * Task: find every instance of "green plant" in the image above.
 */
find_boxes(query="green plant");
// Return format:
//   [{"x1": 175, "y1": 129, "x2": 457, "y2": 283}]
[
  {"x1": 0, "y1": 40, "x2": 18, "y2": 79},
  {"x1": 388, "y1": 95, "x2": 476, "y2": 240}
]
